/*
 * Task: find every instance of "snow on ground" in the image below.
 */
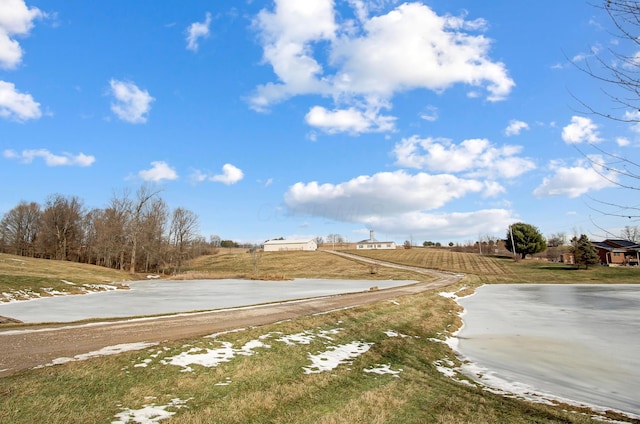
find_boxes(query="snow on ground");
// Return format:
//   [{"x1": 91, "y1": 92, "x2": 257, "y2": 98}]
[
  {"x1": 0, "y1": 281, "x2": 123, "y2": 303},
  {"x1": 303, "y1": 341, "x2": 374, "y2": 374},
  {"x1": 112, "y1": 397, "x2": 192, "y2": 424},
  {"x1": 125, "y1": 325, "x2": 410, "y2": 381},
  {"x1": 40, "y1": 342, "x2": 159, "y2": 368},
  {"x1": 160, "y1": 340, "x2": 271, "y2": 373},
  {"x1": 275, "y1": 328, "x2": 343, "y2": 345},
  {"x1": 364, "y1": 363, "x2": 402, "y2": 377},
  {"x1": 383, "y1": 329, "x2": 415, "y2": 338},
  {"x1": 28, "y1": 324, "x2": 409, "y2": 422}
]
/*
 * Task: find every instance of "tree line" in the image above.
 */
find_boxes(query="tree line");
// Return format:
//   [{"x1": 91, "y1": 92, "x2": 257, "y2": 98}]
[{"x1": 0, "y1": 185, "x2": 213, "y2": 274}]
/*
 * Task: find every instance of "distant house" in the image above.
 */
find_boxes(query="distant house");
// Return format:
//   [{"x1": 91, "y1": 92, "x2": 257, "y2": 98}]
[
  {"x1": 560, "y1": 252, "x2": 575, "y2": 265},
  {"x1": 356, "y1": 230, "x2": 397, "y2": 250},
  {"x1": 263, "y1": 239, "x2": 317, "y2": 252},
  {"x1": 592, "y1": 239, "x2": 640, "y2": 266}
]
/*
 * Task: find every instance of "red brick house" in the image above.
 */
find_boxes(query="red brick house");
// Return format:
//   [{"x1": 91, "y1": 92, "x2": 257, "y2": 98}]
[{"x1": 592, "y1": 239, "x2": 640, "y2": 266}]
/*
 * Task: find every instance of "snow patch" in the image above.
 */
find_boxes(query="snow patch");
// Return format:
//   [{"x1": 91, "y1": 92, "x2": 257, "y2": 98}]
[
  {"x1": 112, "y1": 397, "x2": 191, "y2": 424},
  {"x1": 43, "y1": 342, "x2": 158, "y2": 367},
  {"x1": 303, "y1": 341, "x2": 373, "y2": 374},
  {"x1": 364, "y1": 363, "x2": 402, "y2": 377},
  {"x1": 161, "y1": 340, "x2": 270, "y2": 372}
]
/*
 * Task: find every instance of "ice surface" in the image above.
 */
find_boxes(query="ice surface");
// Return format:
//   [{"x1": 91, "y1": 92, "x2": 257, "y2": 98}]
[
  {"x1": 454, "y1": 284, "x2": 640, "y2": 418},
  {"x1": 0, "y1": 278, "x2": 415, "y2": 323}
]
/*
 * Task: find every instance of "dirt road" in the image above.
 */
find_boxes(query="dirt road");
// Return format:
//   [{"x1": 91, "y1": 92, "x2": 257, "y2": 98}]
[{"x1": 0, "y1": 252, "x2": 462, "y2": 377}]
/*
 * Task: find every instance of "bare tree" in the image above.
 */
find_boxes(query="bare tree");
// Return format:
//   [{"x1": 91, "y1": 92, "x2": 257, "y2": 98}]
[
  {"x1": 546, "y1": 232, "x2": 568, "y2": 262},
  {"x1": 128, "y1": 185, "x2": 162, "y2": 274},
  {"x1": 621, "y1": 225, "x2": 640, "y2": 242},
  {"x1": 93, "y1": 194, "x2": 131, "y2": 269},
  {"x1": 0, "y1": 201, "x2": 41, "y2": 256},
  {"x1": 168, "y1": 207, "x2": 198, "y2": 272},
  {"x1": 210, "y1": 234, "x2": 221, "y2": 247},
  {"x1": 574, "y1": 1, "x2": 640, "y2": 219},
  {"x1": 139, "y1": 198, "x2": 169, "y2": 273},
  {"x1": 38, "y1": 194, "x2": 84, "y2": 260},
  {"x1": 249, "y1": 246, "x2": 263, "y2": 278}
]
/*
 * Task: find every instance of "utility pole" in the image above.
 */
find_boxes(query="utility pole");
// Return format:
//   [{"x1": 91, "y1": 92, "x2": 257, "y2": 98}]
[{"x1": 509, "y1": 225, "x2": 517, "y2": 259}]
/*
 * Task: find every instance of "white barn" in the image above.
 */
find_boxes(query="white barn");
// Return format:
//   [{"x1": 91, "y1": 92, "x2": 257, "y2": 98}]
[
  {"x1": 263, "y1": 239, "x2": 318, "y2": 252},
  {"x1": 356, "y1": 230, "x2": 396, "y2": 250}
]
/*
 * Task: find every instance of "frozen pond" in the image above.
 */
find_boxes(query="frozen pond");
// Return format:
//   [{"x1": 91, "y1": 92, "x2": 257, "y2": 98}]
[
  {"x1": 455, "y1": 284, "x2": 640, "y2": 418},
  {"x1": 0, "y1": 278, "x2": 414, "y2": 323}
]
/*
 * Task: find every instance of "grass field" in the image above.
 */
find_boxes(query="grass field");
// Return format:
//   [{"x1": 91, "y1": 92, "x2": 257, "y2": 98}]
[
  {"x1": 351, "y1": 247, "x2": 639, "y2": 285},
  {"x1": 0, "y1": 253, "x2": 132, "y2": 302},
  {"x1": 0, "y1": 249, "x2": 638, "y2": 423},
  {"x1": 176, "y1": 250, "x2": 432, "y2": 281}
]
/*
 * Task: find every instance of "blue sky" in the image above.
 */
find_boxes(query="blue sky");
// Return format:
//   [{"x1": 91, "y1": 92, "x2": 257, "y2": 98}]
[{"x1": 1, "y1": 0, "x2": 638, "y2": 245}]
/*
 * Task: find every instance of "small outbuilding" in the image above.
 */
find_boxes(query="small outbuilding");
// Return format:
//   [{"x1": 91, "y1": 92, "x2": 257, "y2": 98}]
[
  {"x1": 263, "y1": 239, "x2": 318, "y2": 252},
  {"x1": 356, "y1": 230, "x2": 397, "y2": 250}
]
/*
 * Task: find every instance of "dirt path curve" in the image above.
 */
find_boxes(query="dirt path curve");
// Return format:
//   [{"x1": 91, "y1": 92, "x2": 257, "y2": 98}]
[{"x1": 0, "y1": 252, "x2": 462, "y2": 378}]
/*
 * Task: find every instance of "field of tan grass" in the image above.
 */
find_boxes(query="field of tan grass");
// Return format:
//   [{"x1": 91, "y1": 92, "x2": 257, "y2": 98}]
[
  {"x1": 0, "y1": 253, "x2": 132, "y2": 302},
  {"x1": 176, "y1": 250, "x2": 431, "y2": 282},
  {"x1": 350, "y1": 248, "x2": 512, "y2": 275},
  {"x1": 347, "y1": 247, "x2": 639, "y2": 285}
]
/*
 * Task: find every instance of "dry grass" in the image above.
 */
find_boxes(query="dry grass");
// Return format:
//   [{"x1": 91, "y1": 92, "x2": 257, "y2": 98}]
[
  {"x1": 0, "y1": 289, "x2": 605, "y2": 423},
  {"x1": 0, "y1": 253, "x2": 132, "y2": 302},
  {"x1": 177, "y1": 250, "x2": 431, "y2": 282},
  {"x1": 0, "y1": 249, "x2": 637, "y2": 422},
  {"x1": 347, "y1": 248, "x2": 639, "y2": 284},
  {"x1": 350, "y1": 248, "x2": 512, "y2": 275}
]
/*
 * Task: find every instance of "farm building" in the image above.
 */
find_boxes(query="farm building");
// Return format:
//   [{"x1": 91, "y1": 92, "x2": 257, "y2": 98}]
[
  {"x1": 263, "y1": 239, "x2": 318, "y2": 252},
  {"x1": 356, "y1": 230, "x2": 397, "y2": 250},
  {"x1": 592, "y1": 239, "x2": 640, "y2": 266}
]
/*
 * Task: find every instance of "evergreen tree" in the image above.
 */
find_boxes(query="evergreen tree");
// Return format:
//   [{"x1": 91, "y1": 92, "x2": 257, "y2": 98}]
[
  {"x1": 571, "y1": 234, "x2": 599, "y2": 270},
  {"x1": 505, "y1": 222, "x2": 547, "y2": 259}
]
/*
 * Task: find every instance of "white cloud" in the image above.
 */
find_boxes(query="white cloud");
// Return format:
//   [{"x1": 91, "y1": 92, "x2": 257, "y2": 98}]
[
  {"x1": 304, "y1": 105, "x2": 395, "y2": 134},
  {"x1": 393, "y1": 136, "x2": 536, "y2": 179},
  {"x1": 284, "y1": 170, "x2": 485, "y2": 222},
  {"x1": 4, "y1": 148, "x2": 95, "y2": 166},
  {"x1": 329, "y1": 3, "x2": 513, "y2": 100},
  {"x1": 533, "y1": 157, "x2": 617, "y2": 198},
  {"x1": 186, "y1": 12, "x2": 212, "y2": 52},
  {"x1": 283, "y1": 168, "x2": 516, "y2": 240},
  {"x1": 251, "y1": 1, "x2": 514, "y2": 134},
  {"x1": 363, "y1": 209, "x2": 514, "y2": 240},
  {"x1": 192, "y1": 164, "x2": 244, "y2": 185},
  {"x1": 616, "y1": 137, "x2": 631, "y2": 147},
  {"x1": 561, "y1": 116, "x2": 602, "y2": 144},
  {"x1": 250, "y1": 0, "x2": 336, "y2": 111},
  {"x1": 0, "y1": 0, "x2": 44, "y2": 69},
  {"x1": 109, "y1": 79, "x2": 154, "y2": 124},
  {"x1": 0, "y1": 80, "x2": 41, "y2": 121},
  {"x1": 504, "y1": 119, "x2": 529, "y2": 136},
  {"x1": 483, "y1": 180, "x2": 506, "y2": 197},
  {"x1": 138, "y1": 161, "x2": 178, "y2": 182},
  {"x1": 419, "y1": 105, "x2": 438, "y2": 122},
  {"x1": 623, "y1": 109, "x2": 640, "y2": 134},
  {"x1": 212, "y1": 163, "x2": 244, "y2": 185}
]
